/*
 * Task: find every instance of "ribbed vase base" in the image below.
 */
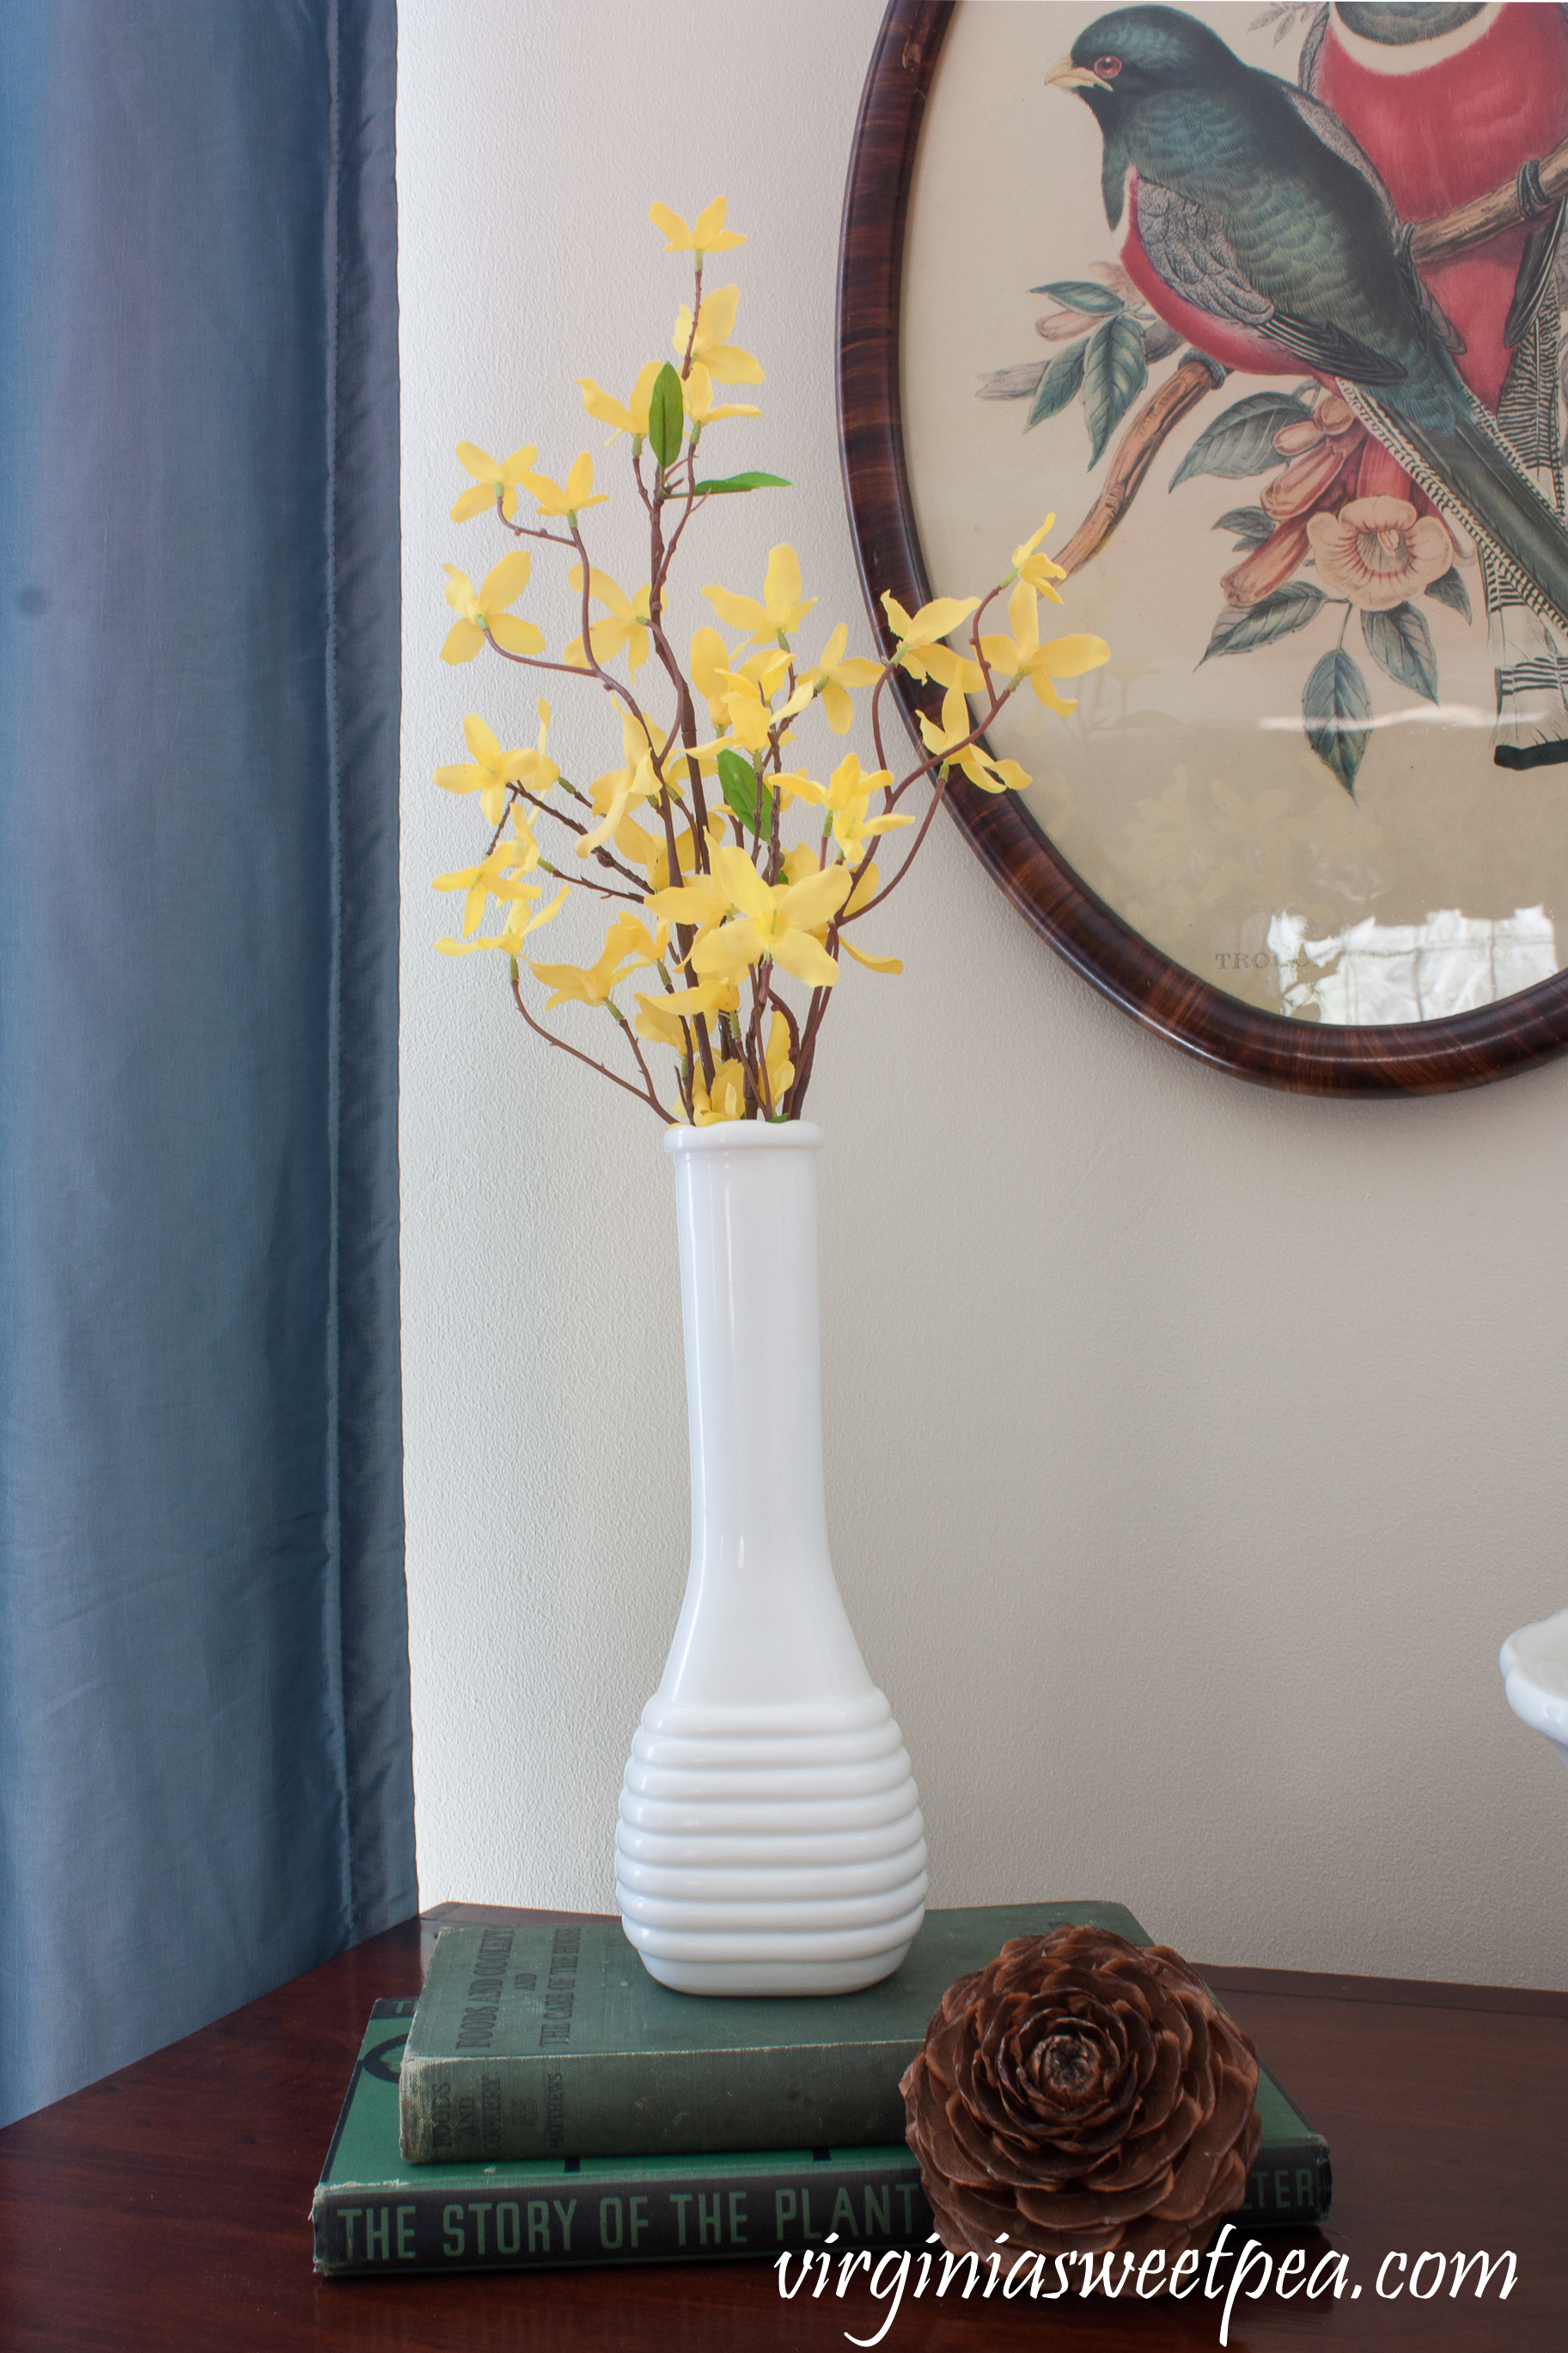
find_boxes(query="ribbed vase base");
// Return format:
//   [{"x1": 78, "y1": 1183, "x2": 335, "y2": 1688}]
[
  {"x1": 617, "y1": 1690, "x2": 927, "y2": 1997},
  {"x1": 625, "y1": 1942, "x2": 918, "y2": 1997}
]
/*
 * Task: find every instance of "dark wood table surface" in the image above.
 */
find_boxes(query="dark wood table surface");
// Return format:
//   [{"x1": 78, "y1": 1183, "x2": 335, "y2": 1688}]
[{"x1": 1, "y1": 1902, "x2": 1561, "y2": 2350}]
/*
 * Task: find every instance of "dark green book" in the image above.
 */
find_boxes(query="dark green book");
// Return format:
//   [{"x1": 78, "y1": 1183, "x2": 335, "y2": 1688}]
[
  {"x1": 400, "y1": 1904, "x2": 1146, "y2": 2162},
  {"x1": 315, "y1": 2002, "x2": 1329, "y2": 2276},
  {"x1": 398, "y1": 1902, "x2": 1331, "y2": 2220}
]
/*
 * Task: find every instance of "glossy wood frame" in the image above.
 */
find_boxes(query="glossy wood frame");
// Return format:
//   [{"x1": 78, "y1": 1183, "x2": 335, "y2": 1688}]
[{"x1": 836, "y1": 0, "x2": 1568, "y2": 1094}]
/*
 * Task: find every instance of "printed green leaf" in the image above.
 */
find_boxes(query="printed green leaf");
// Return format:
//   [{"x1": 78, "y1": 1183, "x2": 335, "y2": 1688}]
[
  {"x1": 1361, "y1": 600, "x2": 1438, "y2": 704},
  {"x1": 1083, "y1": 312, "x2": 1148, "y2": 468},
  {"x1": 1199, "y1": 581, "x2": 1324, "y2": 663},
  {"x1": 1303, "y1": 647, "x2": 1371, "y2": 798},
  {"x1": 1425, "y1": 565, "x2": 1472, "y2": 624},
  {"x1": 1026, "y1": 337, "x2": 1088, "y2": 430},
  {"x1": 692, "y1": 471, "x2": 791, "y2": 494},
  {"x1": 1214, "y1": 505, "x2": 1274, "y2": 550},
  {"x1": 1028, "y1": 278, "x2": 1125, "y2": 315},
  {"x1": 647, "y1": 363, "x2": 686, "y2": 471},
  {"x1": 1169, "y1": 391, "x2": 1315, "y2": 489},
  {"x1": 717, "y1": 747, "x2": 773, "y2": 839}
]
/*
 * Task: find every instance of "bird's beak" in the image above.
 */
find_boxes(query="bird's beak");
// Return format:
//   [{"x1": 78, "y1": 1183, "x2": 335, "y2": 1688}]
[{"x1": 1046, "y1": 57, "x2": 1112, "y2": 92}]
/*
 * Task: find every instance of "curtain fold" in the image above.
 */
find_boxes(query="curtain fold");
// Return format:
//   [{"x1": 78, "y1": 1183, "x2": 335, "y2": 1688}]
[{"x1": 0, "y1": 0, "x2": 412, "y2": 2127}]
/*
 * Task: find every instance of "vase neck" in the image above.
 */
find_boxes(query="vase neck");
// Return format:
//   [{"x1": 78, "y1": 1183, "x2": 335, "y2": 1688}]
[{"x1": 657, "y1": 1130, "x2": 872, "y2": 1708}]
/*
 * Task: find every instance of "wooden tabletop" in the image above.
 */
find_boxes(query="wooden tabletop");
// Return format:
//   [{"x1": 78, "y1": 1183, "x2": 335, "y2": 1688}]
[{"x1": 1, "y1": 1902, "x2": 1561, "y2": 2350}]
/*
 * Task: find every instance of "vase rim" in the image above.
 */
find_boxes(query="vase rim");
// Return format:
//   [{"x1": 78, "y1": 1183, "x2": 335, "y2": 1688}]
[{"x1": 664, "y1": 1119, "x2": 824, "y2": 1157}]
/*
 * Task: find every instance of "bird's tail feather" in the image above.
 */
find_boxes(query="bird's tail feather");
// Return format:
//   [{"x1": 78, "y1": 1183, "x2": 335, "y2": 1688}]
[{"x1": 1489, "y1": 304, "x2": 1568, "y2": 767}]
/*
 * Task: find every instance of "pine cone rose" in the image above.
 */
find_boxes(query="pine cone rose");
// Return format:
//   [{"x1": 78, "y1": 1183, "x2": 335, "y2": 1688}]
[{"x1": 900, "y1": 1927, "x2": 1260, "y2": 2291}]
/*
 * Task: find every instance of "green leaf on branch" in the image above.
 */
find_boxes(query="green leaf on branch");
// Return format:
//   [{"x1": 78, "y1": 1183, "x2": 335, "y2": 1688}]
[
  {"x1": 648, "y1": 363, "x2": 686, "y2": 471},
  {"x1": 1303, "y1": 647, "x2": 1371, "y2": 797},
  {"x1": 692, "y1": 471, "x2": 791, "y2": 494},
  {"x1": 1199, "y1": 581, "x2": 1324, "y2": 662},
  {"x1": 1361, "y1": 600, "x2": 1438, "y2": 703},
  {"x1": 1082, "y1": 312, "x2": 1148, "y2": 468},
  {"x1": 717, "y1": 747, "x2": 773, "y2": 839},
  {"x1": 1169, "y1": 390, "x2": 1315, "y2": 489},
  {"x1": 1028, "y1": 279, "x2": 1125, "y2": 315},
  {"x1": 1425, "y1": 565, "x2": 1472, "y2": 624},
  {"x1": 1026, "y1": 337, "x2": 1088, "y2": 430},
  {"x1": 1214, "y1": 505, "x2": 1274, "y2": 550}
]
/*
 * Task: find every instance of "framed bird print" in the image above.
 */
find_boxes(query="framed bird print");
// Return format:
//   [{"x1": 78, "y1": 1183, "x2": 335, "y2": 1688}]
[{"x1": 839, "y1": 0, "x2": 1568, "y2": 1091}]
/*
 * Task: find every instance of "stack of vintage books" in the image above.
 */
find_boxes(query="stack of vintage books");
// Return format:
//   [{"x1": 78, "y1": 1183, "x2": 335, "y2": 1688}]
[{"x1": 311, "y1": 1902, "x2": 1330, "y2": 2277}]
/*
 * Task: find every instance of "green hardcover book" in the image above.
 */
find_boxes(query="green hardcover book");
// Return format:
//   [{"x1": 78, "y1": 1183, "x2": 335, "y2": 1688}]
[
  {"x1": 316, "y1": 2002, "x2": 1330, "y2": 2276},
  {"x1": 398, "y1": 1901, "x2": 1331, "y2": 2222},
  {"x1": 316, "y1": 2002, "x2": 933, "y2": 2276},
  {"x1": 400, "y1": 1904, "x2": 1145, "y2": 2163}
]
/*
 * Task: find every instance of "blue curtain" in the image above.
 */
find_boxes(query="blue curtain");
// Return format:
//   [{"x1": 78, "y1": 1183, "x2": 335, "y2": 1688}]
[{"x1": 0, "y1": 0, "x2": 412, "y2": 2126}]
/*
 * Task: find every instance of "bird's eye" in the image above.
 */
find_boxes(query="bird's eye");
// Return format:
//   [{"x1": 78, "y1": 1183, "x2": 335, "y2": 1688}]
[{"x1": 1094, "y1": 53, "x2": 1122, "y2": 76}]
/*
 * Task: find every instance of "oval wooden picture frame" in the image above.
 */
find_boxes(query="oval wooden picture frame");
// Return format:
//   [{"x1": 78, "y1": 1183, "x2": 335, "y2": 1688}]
[{"x1": 836, "y1": 0, "x2": 1568, "y2": 1095}]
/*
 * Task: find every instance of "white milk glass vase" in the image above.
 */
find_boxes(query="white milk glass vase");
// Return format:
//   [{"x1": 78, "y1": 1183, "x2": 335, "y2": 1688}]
[{"x1": 616, "y1": 1120, "x2": 927, "y2": 1995}]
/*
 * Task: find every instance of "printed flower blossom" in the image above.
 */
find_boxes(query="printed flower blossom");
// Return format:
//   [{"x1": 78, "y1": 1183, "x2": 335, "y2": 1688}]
[
  {"x1": 1222, "y1": 392, "x2": 1365, "y2": 609},
  {"x1": 449, "y1": 442, "x2": 537, "y2": 524},
  {"x1": 1307, "y1": 496, "x2": 1455, "y2": 611}
]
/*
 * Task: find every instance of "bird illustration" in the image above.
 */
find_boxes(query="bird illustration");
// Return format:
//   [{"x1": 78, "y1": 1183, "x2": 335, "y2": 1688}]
[
  {"x1": 1049, "y1": 3, "x2": 1568, "y2": 765},
  {"x1": 1305, "y1": 2, "x2": 1568, "y2": 758}
]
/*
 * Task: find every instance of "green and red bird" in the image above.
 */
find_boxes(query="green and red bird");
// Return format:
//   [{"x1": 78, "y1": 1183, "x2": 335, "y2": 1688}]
[
  {"x1": 1308, "y1": 3, "x2": 1568, "y2": 757},
  {"x1": 1051, "y1": 3, "x2": 1568, "y2": 764}
]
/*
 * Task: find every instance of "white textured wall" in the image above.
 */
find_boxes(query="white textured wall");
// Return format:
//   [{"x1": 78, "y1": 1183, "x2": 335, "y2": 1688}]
[{"x1": 398, "y1": 0, "x2": 1568, "y2": 1988}]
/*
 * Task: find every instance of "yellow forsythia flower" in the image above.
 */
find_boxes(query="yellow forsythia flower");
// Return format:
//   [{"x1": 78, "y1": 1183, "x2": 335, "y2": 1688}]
[
  {"x1": 649, "y1": 196, "x2": 745, "y2": 256},
  {"x1": 796, "y1": 625, "x2": 882, "y2": 734},
  {"x1": 979, "y1": 581, "x2": 1109, "y2": 716},
  {"x1": 880, "y1": 590, "x2": 982, "y2": 693},
  {"x1": 519, "y1": 452, "x2": 608, "y2": 521},
  {"x1": 704, "y1": 543, "x2": 815, "y2": 647},
  {"x1": 918, "y1": 686, "x2": 1032, "y2": 795},
  {"x1": 441, "y1": 555, "x2": 544, "y2": 664},
  {"x1": 528, "y1": 912, "x2": 669, "y2": 1011},
  {"x1": 564, "y1": 565, "x2": 651, "y2": 676},
  {"x1": 449, "y1": 442, "x2": 537, "y2": 523},
  {"x1": 576, "y1": 362, "x2": 662, "y2": 445},
  {"x1": 690, "y1": 846, "x2": 851, "y2": 989},
  {"x1": 1012, "y1": 515, "x2": 1068, "y2": 602}
]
